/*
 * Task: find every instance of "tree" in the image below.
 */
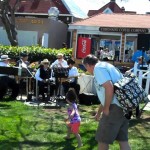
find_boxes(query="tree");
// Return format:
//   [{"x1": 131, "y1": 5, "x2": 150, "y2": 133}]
[{"x1": 0, "y1": 0, "x2": 20, "y2": 46}]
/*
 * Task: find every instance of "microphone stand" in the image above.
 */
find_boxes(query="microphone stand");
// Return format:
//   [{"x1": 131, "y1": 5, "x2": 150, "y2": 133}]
[
  {"x1": 142, "y1": 47, "x2": 144, "y2": 68},
  {"x1": 20, "y1": 59, "x2": 35, "y2": 78},
  {"x1": 20, "y1": 59, "x2": 35, "y2": 102}
]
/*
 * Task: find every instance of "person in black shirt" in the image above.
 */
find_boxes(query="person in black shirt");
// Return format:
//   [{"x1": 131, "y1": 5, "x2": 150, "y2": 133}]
[
  {"x1": 16, "y1": 52, "x2": 30, "y2": 68},
  {"x1": 35, "y1": 59, "x2": 56, "y2": 101}
]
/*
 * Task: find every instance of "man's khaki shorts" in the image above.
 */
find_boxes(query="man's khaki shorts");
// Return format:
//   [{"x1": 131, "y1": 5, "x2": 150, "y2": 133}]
[{"x1": 95, "y1": 104, "x2": 129, "y2": 144}]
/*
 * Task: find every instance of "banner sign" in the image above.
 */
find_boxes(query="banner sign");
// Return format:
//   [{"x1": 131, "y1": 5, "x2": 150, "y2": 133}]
[
  {"x1": 99, "y1": 27, "x2": 149, "y2": 33},
  {"x1": 77, "y1": 37, "x2": 91, "y2": 58}
]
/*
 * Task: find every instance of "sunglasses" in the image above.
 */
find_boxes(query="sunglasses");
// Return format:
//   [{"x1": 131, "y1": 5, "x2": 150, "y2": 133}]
[
  {"x1": 57, "y1": 57, "x2": 62, "y2": 59},
  {"x1": 43, "y1": 63, "x2": 49, "y2": 65}
]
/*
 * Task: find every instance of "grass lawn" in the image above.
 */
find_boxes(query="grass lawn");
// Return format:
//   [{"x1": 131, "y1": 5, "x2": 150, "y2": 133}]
[{"x1": 0, "y1": 101, "x2": 149, "y2": 150}]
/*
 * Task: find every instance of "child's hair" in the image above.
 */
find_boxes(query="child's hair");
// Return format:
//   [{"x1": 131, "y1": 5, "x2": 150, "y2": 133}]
[{"x1": 66, "y1": 88, "x2": 78, "y2": 103}]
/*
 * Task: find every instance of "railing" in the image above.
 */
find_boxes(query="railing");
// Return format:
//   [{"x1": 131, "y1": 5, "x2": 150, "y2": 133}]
[{"x1": 133, "y1": 63, "x2": 150, "y2": 94}]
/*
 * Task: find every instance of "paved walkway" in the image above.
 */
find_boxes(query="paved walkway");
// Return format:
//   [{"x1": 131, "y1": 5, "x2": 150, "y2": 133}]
[
  {"x1": 17, "y1": 95, "x2": 66, "y2": 108},
  {"x1": 17, "y1": 95, "x2": 150, "y2": 111},
  {"x1": 143, "y1": 95, "x2": 150, "y2": 111}
]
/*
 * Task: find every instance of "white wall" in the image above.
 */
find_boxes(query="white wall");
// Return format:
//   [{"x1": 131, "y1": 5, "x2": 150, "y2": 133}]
[
  {"x1": 0, "y1": 29, "x2": 11, "y2": 45},
  {"x1": 0, "y1": 29, "x2": 38, "y2": 46},
  {"x1": 17, "y1": 30, "x2": 38, "y2": 46}
]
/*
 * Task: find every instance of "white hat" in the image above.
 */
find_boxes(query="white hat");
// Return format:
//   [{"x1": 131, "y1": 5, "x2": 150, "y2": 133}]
[
  {"x1": 41, "y1": 59, "x2": 50, "y2": 65},
  {"x1": 0, "y1": 55, "x2": 10, "y2": 61}
]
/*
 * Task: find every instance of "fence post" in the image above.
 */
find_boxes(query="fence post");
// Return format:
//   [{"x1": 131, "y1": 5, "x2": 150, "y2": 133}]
[
  {"x1": 145, "y1": 64, "x2": 150, "y2": 94},
  {"x1": 138, "y1": 70, "x2": 143, "y2": 86},
  {"x1": 133, "y1": 62, "x2": 138, "y2": 76}
]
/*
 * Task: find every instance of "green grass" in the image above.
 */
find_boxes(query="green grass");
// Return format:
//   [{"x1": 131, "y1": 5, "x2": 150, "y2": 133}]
[{"x1": 0, "y1": 101, "x2": 149, "y2": 150}]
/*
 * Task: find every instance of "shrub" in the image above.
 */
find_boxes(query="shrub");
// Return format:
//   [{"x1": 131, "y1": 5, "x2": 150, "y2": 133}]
[{"x1": 0, "y1": 45, "x2": 72, "y2": 63}]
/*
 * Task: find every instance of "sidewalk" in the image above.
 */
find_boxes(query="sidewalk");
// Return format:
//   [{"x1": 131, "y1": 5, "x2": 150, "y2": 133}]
[
  {"x1": 18, "y1": 95, "x2": 150, "y2": 110},
  {"x1": 17, "y1": 95, "x2": 65, "y2": 108},
  {"x1": 143, "y1": 95, "x2": 150, "y2": 111}
]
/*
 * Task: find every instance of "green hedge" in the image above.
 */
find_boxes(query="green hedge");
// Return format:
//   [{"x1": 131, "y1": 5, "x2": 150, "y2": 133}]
[{"x1": 0, "y1": 45, "x2": 72, "y2": 63}]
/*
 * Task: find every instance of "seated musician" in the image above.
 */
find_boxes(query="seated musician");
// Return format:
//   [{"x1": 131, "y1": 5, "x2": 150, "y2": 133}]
[
  {"x1": 50, "y1": 53, "x2": 68, "y2": 68},
  {"x1": 35, "y1": 59, "x2": 56, "y2": 100},
  {"x1": 16, "y1": 52, "x2": 30, "y2": 68},
  {"x1": 16, "y1": 51, "x2": 36, "y2": 73},
  {"x1": 16, "y1": 52, "x2": 34, "y2": 97},
  {"x1": 50, "y1": 53, "x2": 68, "y2": 95},
  {"x1": 0, "y1": 55, "x2": 19, "y2": 100},
  {"x1": 62, "y1": 59, "x2": 80, "y2": 95}
]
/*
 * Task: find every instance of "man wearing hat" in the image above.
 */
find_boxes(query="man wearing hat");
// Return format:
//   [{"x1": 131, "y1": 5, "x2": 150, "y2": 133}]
[
  {"x1": 0, "y1": 55, "x2": 19, "y2": 100},
  {"x1": 16, "y1": 52, "x2": 29, "y2": 68},
  {"x1": 50, "y1": 53, "x2": 68, "y2": 68},
  {"x1": 0, "y1": 55, "x2": 10, "y2": 67},
  {"x1": 16, "y1": 52, "x2": 31, "y2": 97},
  {"x1": 35, "y1": 59, "x2": 56, "y2": 101}
]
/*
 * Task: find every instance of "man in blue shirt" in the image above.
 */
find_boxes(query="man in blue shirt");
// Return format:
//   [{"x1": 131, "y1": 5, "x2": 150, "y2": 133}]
[{"x1": 83, "y1": 54, "x2": 131, "y2": 150}]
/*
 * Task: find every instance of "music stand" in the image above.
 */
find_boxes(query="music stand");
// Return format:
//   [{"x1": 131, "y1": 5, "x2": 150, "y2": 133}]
[
  {"x1": 53, "y1": 67, "x2": 69, "y2": 95},
  {"x1": 141, "y1": 47, "x2": 145, "y2": 70},
  {"x1": 52, "y1": 67, "x2": 69, "y2": 106},
  {"x1": 19, "y1": 67, "x2": 35, "y2": 102},
  {"x1": 0, "y1": 66, "x2": 21, "y2": 76},
  {"x1": 0, "y1": 66, "x2": 23, "y2": 100}
]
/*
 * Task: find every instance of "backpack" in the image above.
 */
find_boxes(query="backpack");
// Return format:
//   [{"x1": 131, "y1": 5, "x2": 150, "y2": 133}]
[
  {"x1": 108, "y1": 69, "x2": 149, "y2": 114},
  {"x1": 114, "y1": 74, "x2": 149, "y2": 114}
]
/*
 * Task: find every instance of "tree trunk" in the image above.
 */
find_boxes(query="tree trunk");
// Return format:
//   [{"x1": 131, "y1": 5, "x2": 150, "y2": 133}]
[
  {"x1": 0, "y1": 0, "x2": 18, "y2": 46},
  {"x1": 1, "y1": 14, "x2": 18, "y2": 46}
]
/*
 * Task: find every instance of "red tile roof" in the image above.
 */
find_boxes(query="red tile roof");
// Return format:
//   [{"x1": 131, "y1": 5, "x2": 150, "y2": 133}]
[
  {"x1": 88, "y1": 1, "x2": 123, "y2": 17},
  {"x1": 71, "y1": 13, "x2": 150, "y2": 28},
  {"x1": 10, "y1": 0, "x2": 69, "y2": 14}
]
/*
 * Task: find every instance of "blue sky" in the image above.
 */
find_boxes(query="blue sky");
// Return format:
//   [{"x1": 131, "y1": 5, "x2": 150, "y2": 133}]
[{"x1": 73, "y1": 0, "x2": 150, "y2": 14}]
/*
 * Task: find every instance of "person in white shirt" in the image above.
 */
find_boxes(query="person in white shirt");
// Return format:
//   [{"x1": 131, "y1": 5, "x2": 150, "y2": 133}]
[
  {"x1": 50, "y1": 53, "x2": 68, "y2": 68},
  {"x1": 0, "y1": 55, "x2": 19, "y2": 100},
  {"x1": 62, "y1": 59, "x2": 80, "y2": 95},
  {"x1": 50, "y1": 53, "x2": 69, "y2": 95}
]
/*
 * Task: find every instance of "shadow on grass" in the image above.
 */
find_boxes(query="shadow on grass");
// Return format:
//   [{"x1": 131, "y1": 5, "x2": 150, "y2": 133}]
[
  {"x1": 0, "y1": 103, "x2": 11, "y2": 109},
  {"x1": 129, "y1": 117, "x2": 150, "y2": 128},
  {"x1": 0, "y1": 114, "x2": 76, "y2": 150},
  {"x1": 80, "y1": 128, "x2": 97, "y2": 150},
  {"x1": 129, "y1": 116, "x2": 150, "y2": 149},
  {"x1": 0, "y1": 140, "x2": 76, "y2": 150}
]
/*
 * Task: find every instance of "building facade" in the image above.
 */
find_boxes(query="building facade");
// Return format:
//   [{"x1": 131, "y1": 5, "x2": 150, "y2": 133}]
[
  {"x1": 69, "y1": 13, "x2": 150, "y2": 62},
  {"x1": 0, "y1": 0, "x2": 86, "y2": 48}
]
